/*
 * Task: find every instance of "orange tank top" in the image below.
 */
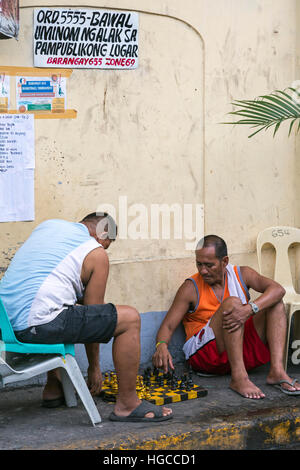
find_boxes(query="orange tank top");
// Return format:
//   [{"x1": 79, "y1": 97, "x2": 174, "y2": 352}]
[{"x1": 182, "y1": 266, "x2": 249, "y2": 341}]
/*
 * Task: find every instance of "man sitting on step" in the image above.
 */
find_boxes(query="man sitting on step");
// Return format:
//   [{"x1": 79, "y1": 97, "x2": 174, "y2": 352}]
[{"x1": 152, "y1": 235, "x2": 300, "y2": 399}]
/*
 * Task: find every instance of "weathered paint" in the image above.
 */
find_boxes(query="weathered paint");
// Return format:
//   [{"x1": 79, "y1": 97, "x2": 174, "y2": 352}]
[
  {"x1": 20, "y1": 408, "x2": 300, "y2": 450},
  {"x1": 0, "y1": 0, "x2": 299, "y2": 309},
  {"x1": 0, "y1": 0, "x2": 299, "y2": 383}
]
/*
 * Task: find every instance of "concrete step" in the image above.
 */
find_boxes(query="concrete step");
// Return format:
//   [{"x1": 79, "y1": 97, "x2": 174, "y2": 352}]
[{"x1": 1, "y1": 363, "x2": 300, "y2": 450}]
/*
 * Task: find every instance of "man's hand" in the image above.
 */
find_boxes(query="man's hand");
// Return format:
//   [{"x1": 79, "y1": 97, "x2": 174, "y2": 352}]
[
  {"x1": 222, "y1": 302, "x2": 252, "y2": 333},
  {"x1": 87, "y1": 365, "x2": 103, "y2": 396},
  {"x1": 152, "y1": 343, "x2": 174, "y2": 373}
]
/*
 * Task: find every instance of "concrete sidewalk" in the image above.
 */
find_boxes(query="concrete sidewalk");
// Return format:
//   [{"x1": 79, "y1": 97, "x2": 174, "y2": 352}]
[{"x1": 1, "y1": 362, "x2": 300, "y2": 451}]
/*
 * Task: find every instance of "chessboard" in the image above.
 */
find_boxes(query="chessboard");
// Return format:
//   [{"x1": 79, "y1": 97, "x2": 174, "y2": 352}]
[{"x1": 100, "y1": 367, "x2": 207, "y2": 405}]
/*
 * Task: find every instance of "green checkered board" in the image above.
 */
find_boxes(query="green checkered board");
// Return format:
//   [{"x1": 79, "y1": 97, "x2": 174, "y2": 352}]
[{"x1": 100, "y1": 372, "x2": 207, "y2": 405}]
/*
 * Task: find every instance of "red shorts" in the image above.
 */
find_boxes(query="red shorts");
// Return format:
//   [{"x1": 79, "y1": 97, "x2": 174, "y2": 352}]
[{"x1": 187, "y1": 316, "x2": 270, "y2": 375}]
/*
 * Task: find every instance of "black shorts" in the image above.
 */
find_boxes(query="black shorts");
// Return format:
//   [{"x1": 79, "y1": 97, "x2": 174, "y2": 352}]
[{"x1": 15, "y1": 303, "x2": 118, "y2": 345}]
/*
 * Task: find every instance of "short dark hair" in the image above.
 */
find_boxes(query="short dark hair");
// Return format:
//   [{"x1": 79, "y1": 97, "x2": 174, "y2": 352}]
[
  {"x1": 80, "y1": 212, "x2": 118, "y2": 240},
  {"x1": 196, "y1": 235, "x2": 228, "y2": 259}
]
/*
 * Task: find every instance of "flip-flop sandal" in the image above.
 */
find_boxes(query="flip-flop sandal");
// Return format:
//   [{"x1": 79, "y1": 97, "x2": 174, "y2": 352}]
[
  {"x1": 109, "y1": 399, "x2": 173, "y2": 422},
  {"x1": 42, "y1": 396, "x2": 65, "y2": 408},
  {"x1": 268, "y1": 379, "x2": 300, "y2": 395},
  {"x1": 196, "y1": 371, "x2": 218, "y2": 377}
]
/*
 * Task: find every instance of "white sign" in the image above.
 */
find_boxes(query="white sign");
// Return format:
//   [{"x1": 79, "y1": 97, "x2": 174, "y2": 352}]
[
  {"x1": 33, "y1": 8, "x2": 139, "y2": 69},
  {"x1": 0, "y1": 114, "x2": 35, "y2": 222}
]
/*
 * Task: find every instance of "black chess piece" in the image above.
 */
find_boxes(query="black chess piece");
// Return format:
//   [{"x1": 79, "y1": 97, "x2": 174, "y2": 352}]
[
  {"x1": 179, "y1": 378, "x2": 185, "y2": 390},
  {"x1": 167, "y1": 373, "x2": 172, "y2": 385},
  {"x1": 170, "y1": 376, "x2": 177, "y2": 389},
  {"x1": 158, "y1": 374, "x2": 164, "y2": 387},
  {"x1": 187, "y1": 369, "x2": 194, "y2": 385}
]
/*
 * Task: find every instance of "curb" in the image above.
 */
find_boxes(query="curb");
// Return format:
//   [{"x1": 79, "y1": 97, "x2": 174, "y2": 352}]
[
  {"x1": 95, "y1": 406, "x2": 300, "y2": 450},
  {"x1": 29, "y1": 405, "x2": 300, "y2": 450}
]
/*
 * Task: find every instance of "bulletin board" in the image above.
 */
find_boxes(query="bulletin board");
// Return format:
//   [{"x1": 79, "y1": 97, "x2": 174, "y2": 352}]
[{"x1": 0, "y1": 65, "x2": 76, "y2": 119}]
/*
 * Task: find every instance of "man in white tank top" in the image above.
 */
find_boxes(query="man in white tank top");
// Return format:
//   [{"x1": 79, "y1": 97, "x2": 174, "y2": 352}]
[{"x1": 0, "y1": 213, "x2": 172, "y2": 422}]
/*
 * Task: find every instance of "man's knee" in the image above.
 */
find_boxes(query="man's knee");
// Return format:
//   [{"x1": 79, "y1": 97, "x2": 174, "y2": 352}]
[
  {"x1": 115, "y1": 305, "x2": 141, "y2": 334},
  {"x1": 210, "y1": 296, "x2": 243, "y2": 332},
  {"x1": 125, "y1": 306, "x2": 140, "y2": 326},
  {"x1": 221, "y1": 296, "x2": 243, "y2": 309}
]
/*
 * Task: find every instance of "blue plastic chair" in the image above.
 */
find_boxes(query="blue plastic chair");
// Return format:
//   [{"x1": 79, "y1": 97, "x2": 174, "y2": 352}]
[{"x1": 0, "y1": 298, "x2": 101, "y2": 426}]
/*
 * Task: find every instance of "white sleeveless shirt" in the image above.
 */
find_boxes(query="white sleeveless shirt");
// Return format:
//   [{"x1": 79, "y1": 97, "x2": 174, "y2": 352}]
[{"x1": 0, "y1": 219, "x2": 101, "y2": 331}]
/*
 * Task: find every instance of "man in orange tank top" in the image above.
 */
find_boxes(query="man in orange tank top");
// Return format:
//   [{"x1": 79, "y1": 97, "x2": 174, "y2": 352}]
[{"x1": 153, "y1": 235, "x2": 300, "y2": 398}]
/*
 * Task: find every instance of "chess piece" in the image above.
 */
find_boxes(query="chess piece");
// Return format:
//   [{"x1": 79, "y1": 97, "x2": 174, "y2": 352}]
[
  {"x1": 104, "y1": 372, "x2": 110, "y2": 386},
  {"x1": 187, "y1": 374, "x2": 194, "y2": 387},
  {"x1": 171, "y1": 379, "x2": 178, "y2": 390},
  {"x1": 179, "y1": 377, "x2": 186, "y2": 390},
  {"x1": 167, "y1": 372, "x2": 173, "y2": 386},
  {"x1": 136, "y1": 375, "x2": 146, "y2": 399},
  {"x1": 143, "y1": 370, "x2": 149, "y2": 383},
  {"x1": 144, "y1": 386, "x2": 151, "y2": 401},
  {"x1": 110, "y1": 373, "x2": 118, "y2": 393}
]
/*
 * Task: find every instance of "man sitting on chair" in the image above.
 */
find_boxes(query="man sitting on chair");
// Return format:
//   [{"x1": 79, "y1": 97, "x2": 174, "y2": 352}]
[
  {"x1": 0, "y1": 213, "x2": 172, "y2": 422},
  {"x1": 152, "y1": 235, "x2": 300, "y2": 398}
]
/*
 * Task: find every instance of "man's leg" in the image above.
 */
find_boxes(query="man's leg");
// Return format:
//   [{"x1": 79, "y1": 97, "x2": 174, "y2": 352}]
[
  {"x1": 209, "y1": 297, "x2": 265, "y2": 399},
  {"x1": 41, "y1": 304, "x2": 173, "y2": 416},
  {"x1": 256, "y1": 300, "x2": 300, "y2": 392},
  {"x1": 112, "y1": 305, "x2": 172, "y2": 418}
]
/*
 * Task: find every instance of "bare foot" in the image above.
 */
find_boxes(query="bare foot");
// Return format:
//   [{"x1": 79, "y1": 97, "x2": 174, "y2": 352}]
[{"x1": 230, "y1": 377, "x2": 265, "y2": 399}]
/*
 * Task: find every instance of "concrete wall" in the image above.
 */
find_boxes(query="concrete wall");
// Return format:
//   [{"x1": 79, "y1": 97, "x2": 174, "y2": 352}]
[
  {"x1": 296, "y1": 1, "x2": 300, "y2": 231},
  {"x1": 0, "y1": 0, "x2": 299, "y2": 377}
]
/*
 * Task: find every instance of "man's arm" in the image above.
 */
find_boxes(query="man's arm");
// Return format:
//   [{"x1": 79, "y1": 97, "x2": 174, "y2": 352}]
[
  {"x1": 222, "y1": 266, "x2": 286, "y2": 333},
  {"x1": 241, "y1": 266, "x2": 286, "y2": 311},
  {"x1": 81, "y1": 247, "x2": 110, "y2": 394},
  {"x1": 152, "y1": 280, "x2": 196, "y2": 373},
  {"x1": 81, "y1": 247, "x2": 109, "y2": 304}
]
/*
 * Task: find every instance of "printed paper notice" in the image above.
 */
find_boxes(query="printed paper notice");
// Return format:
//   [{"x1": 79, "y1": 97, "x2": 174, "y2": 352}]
[
  {"x1": 33, "y1": 8, "x2": 139, "y2": 69},
  {"x1": 0, "y1": 74, "x2": 10, "y2": 112},
  {"x1": 16, "y1": 75, "x2": 66, "y2": 113},
  {"x1": 0, "y1": 114, "x2": 35, "y2": 222}
]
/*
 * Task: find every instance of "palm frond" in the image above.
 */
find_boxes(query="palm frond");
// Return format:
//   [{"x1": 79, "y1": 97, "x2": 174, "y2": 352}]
[{"x1": 223, "y1": 88, "x2": 300, "y2": 138}]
